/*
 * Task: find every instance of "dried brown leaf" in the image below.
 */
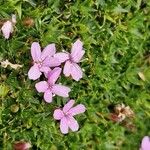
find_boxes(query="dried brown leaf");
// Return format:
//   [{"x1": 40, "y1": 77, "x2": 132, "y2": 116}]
[
  {"x1": 1, "y1": 60, "x2": 23, "y2": 70},
  {"x1": 138, "y1": 72, "x2": 146, "y2": 81}
]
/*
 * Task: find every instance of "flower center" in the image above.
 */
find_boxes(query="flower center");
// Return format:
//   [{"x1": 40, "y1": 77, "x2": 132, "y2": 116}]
[
  {"x1": 48, "y1": 83, "x2": 53, "y2": 90},
  {"x1": 34, "y1": 60, "x2": 43, "y2": 68},
  {"x1": 64, "y1": 111, "x2": 71, "y2": 117},
  {"x1": 69, "y1": 54, "x2": 74, "y2": 63}
]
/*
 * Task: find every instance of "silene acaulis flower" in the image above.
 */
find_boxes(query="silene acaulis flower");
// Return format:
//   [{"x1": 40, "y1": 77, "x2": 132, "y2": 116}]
[
  {"x1": 53, "y1": 100, "x2": 86, "y2": 134},
  {"x1": 140, "y1": 136, "x2": 150, "y2": 150},
  {"x1": 1, "y1": 14, "x2": 16, "y2": 39}
]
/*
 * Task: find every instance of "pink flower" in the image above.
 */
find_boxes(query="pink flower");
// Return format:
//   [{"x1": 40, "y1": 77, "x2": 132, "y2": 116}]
[
  {"x1": 35, "y1": 67, "x2": 71, "y2": 103},
  {"x1": 53, "y1": 100, "x2": 86, "y2": 134},
  {"x1": 1, "y1": 14, "x2": 16, "y2": 39},
  {"x1": 140, "y1": 136, "x2": 150, "y2": 150},
  {"x1": 54, "y1": 39, "x2": 85, "y2": 81},
  {"x1": 13, "y1": 141, "x2": 31, "y2": 150},
  {"x1": 28, "y1": 42, "x2": 60, "y2": 80}
]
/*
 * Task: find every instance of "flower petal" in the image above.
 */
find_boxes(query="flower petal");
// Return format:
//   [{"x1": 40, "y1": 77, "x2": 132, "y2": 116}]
[
  {"x1": 52, "y1": 84, "x2": 71, "y2": 97},
  {"x1": 1, "y1": 21, "x2": 13, "y2": 39},
  {"x1": 71, "y1": 63, "x2": 83, "y2": 81},
  {"x1": 42, "y1": 57, "x2": 51, "y2": 66},
  {"x1": 141, "y1": 136, "x2": 150, "y2": 150},
  {"x1": 71, "y1": 39, "x2": 83, "y2": 62},
  {"x1": 41, "y1": 44, "x2": 56, "y2": 60},
  {"x1": 28, "y1": 64, "x2": 42, "y2": 80},
  {"x1": 63, "y1": 61, "x2": 72, "y2": 77},
  {"x1": 68, "y1": 116, "x2": 79, "y2": 132},
  {"x1": 40, "y1": 66, "x2": 51, "y2": 78},
  {"x1": 48, "y1": 67, "x2": 62, "y2": 85},
  {"x1": 31, "y1": 42, "x2": 41, "y2": 62},
  {"x1": 60, "y1": 117, "x2": 69, "y2": 134},
  {"x1": 40, "y1": 66, "x2": 51, "y2": 72},
  {"x1": 68, "y1": 104, "x2": 86, "y2": 116},
  {"x1": 54, "y1": 52, "x2": 69, "y2": 63},
  {"x1": 43, "y1": 56, "x2": 60, "y2": 67},
  {"x1": 35, "y1": 81, "x2": 48, "y2": 93},
  {"x1": 72, "y1": 50, "x2": 85, "y2": 63},
  {"x1": 44, "y1": 90, "x2": 53, "y2": 103},
  {"x1": 53, "y1": 109, "x2": 64, "y2": 120},
  {"x1": 48, "y1": 57, "x2": 61, "y2": 67},
  {"x1": 63, "y1": 100, "x2": 75, "y2": 113}
]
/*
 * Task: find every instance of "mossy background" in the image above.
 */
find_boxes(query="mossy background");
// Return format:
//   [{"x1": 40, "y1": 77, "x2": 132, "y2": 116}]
[{"x1": 0, "y1": 0, "x2": 150, "y2": 149}]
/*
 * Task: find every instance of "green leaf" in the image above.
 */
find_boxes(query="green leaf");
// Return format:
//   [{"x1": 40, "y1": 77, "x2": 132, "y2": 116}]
[
  {"x1": 0, "y1": 84, "x2": 9, "y2": 98},
  {"x1": 15, "y1": 2, "x2": 22, "y2": 19}
]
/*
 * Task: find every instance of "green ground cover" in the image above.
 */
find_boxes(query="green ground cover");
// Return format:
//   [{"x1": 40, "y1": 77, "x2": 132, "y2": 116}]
[{"x1": 0, "y1": 0, "x2": 150, "y2": 149}]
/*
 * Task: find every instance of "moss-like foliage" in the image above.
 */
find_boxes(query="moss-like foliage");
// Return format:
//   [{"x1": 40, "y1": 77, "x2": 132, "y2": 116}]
[{"x1": 0, "y1": 0, "x2": 150, "y2": 149}]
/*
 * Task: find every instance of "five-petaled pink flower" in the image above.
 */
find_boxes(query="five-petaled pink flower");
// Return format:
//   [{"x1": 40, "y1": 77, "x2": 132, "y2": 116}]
[
  {"x1": 140, "y1": 136, "x2": 150, "y2": 150},
  {"x1": 1, "y1": 14, "x2": 16, "y2": 39},
  {"x1": 35, "y1": 67, "x2": 71, "y2": 103},
  {"x1": 54, "y1": 39, "x2": 85, "y2": 81},
  {"x1": 28, "y1": 42, "x2": 60, "y2": 80},
  {"x1": 53, "y1": 99, "x2": 86, "y2": 134}
]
